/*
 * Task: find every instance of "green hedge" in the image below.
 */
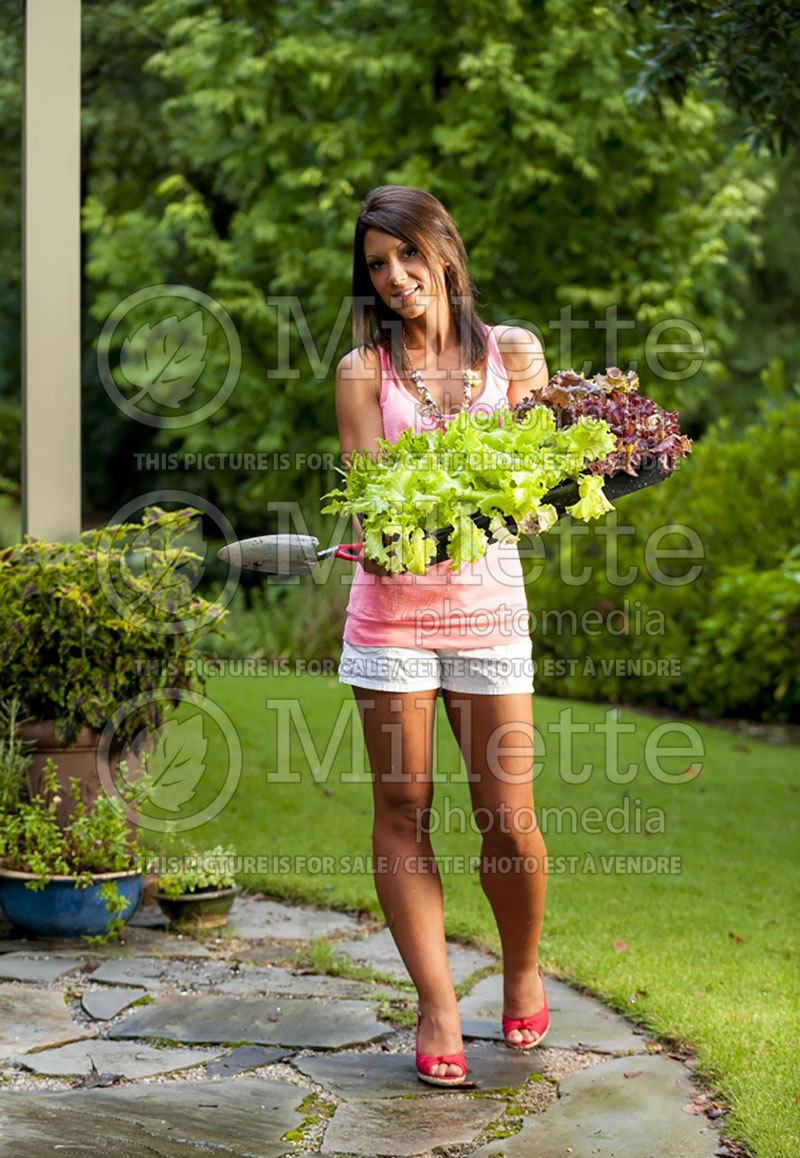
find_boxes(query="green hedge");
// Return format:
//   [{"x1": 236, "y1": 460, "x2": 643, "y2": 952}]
[{"x1": 524, "y1": 397, "x2": 800, "y2": 721}]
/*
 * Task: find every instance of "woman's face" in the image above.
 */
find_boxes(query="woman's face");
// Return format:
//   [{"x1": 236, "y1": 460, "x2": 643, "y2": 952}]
[{"x1": 363, "y1": 227, "x2": 443, "y2": 318}]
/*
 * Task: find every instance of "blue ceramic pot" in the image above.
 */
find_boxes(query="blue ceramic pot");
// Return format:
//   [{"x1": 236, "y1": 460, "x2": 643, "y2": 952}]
[{"x1": 0, "y1": 868, "x2": 143, "y2": 939}]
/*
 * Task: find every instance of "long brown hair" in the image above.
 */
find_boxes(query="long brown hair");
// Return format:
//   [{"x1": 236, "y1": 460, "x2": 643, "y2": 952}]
[{"x1": 351, "y1": 185, "x2": 488, "y2": 383}]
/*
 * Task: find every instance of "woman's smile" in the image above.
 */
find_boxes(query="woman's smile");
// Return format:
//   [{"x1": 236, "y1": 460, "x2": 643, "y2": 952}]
[{"x1": 392, "y1": 285, "x2": 420, "y2": 305}]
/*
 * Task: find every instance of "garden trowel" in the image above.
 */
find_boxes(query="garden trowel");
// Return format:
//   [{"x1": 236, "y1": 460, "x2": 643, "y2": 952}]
[{"x1": 217, "y1": 534, "x2": 362, "y2": 576}]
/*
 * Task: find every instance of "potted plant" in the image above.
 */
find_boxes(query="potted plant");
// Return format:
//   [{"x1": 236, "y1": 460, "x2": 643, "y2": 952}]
[
  {"x1": 152, "y1": 842, "x2": 241, "y2": 930},
  {"x1": 0, "y1": 695, "x2": 37, "y2": 815},
  {"x1": 0, "y1": 506, "x2": 228, "y2": 828},
  {"x1": 0, "y1": 756, "x2": 154, "y2": 943}
]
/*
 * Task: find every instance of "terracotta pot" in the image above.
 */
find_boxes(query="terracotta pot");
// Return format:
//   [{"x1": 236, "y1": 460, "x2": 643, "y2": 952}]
[
  {"x1": 15, "y1": 720, "x2": 151, "y2": 836},
  {"x1": 141, "y1": 872, "x2": 159, "y2": 907}
]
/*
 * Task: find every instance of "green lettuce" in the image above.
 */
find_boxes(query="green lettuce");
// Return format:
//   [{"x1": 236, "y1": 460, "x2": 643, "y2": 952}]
[{"x1": 321, "y1": 405, "x2": 617, "y2": 573}]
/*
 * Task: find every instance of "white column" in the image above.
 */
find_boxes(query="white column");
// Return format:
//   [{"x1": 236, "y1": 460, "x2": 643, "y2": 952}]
[{"x1": 22, "y1": 0, "x2": 82, "y2": 541}]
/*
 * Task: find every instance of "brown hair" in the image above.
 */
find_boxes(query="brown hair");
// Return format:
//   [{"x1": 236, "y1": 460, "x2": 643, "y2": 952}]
[{"x1": 351, "y1": 185, "x2": 488, "y2": 383}]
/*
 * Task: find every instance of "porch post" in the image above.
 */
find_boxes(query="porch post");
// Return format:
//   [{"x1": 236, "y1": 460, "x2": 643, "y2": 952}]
[{"x1": 21, "y1": 0, "x2": 82, "y2": 541}]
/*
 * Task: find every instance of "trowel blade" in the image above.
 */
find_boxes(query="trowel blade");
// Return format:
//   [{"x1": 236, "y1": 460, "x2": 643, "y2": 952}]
[{"x1": 217, "y1": 534, "x2": 320, "y2": 575}]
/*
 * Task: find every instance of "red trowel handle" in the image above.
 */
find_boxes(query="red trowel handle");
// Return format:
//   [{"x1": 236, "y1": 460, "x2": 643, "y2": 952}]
[{"x1": 333, "y1": 542, "x2": 363, "y2": 562}]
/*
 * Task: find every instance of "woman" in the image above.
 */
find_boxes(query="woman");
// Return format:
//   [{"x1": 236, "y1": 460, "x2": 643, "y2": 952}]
[{"x1": 334, "y1": 185, "x2": 550, "y2": 1086}]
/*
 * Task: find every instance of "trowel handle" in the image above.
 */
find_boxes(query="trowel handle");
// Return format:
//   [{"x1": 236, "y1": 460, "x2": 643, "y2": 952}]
[
  {"x1": 318, "y1": 542, "x2": 362, "y2": 562},
  {"x1": 335, "y1": 542, "x2": 363, "y2": 561}
]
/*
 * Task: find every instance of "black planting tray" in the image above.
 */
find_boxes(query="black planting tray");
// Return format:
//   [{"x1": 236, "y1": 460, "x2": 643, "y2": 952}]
[{"x1": 358, "y1": 458, "x2": 674, "y2": 568}]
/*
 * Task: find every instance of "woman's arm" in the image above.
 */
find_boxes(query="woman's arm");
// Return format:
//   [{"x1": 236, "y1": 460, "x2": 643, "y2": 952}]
[
  {"x1": 493, "y1": 325, "x2": 550, "y2": 407},
  {"x1": 334, "y1": 346, "x2": 390, "y2": 573},
  {"x1": 335, "y1": 345, "x2": 385, "y2": 479}
]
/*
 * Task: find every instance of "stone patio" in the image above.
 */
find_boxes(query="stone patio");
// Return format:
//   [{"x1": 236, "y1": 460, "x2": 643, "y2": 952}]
[{"x1": 0, "y1": 892, "x2": 728, "y2": 1157}]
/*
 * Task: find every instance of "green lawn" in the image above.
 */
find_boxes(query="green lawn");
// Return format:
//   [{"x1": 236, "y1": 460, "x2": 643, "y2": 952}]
[{"x1": 143, "y1": 671, "x2": 800, "y2": 1158}]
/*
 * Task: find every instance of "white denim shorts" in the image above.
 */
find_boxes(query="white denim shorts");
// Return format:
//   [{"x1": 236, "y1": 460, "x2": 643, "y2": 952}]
[{"x1": 338, "y1": 636, "x2": 535, "y2": 696}]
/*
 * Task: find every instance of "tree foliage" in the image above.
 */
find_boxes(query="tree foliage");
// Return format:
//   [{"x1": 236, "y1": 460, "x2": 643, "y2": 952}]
[
  {"x1": 0, "y1": 0, "x2": 782, "y2": 529},
  {"x1": 622, "y1": 0, "x2": 800, "y2": 156}
]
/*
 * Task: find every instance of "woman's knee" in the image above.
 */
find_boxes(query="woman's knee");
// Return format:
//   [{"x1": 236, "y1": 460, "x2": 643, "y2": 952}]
[
  {"x1": 374, "y1": 794, "x2": 434, "y2": 839},
  {"x1": 472, "y1": 803, "x2": 542, "y2": 850}
]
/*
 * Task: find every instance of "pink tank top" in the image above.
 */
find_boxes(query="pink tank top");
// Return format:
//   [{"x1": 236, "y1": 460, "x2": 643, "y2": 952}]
[{"x1": 342, "y1": 323, "x2": 531, "y2": 650}]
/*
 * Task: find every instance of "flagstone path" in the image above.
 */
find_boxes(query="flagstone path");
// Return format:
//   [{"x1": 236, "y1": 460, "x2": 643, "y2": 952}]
[{"x1": 0, "y1": 892, "x2": 733, "y2": 1157}]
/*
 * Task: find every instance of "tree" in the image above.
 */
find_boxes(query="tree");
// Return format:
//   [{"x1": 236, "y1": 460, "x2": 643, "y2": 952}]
[
  {"x1": 0, "y1": 0, "x2": 780, "y2": 532},
  {"x1": 622, "y1": 1, "x2": 800, "y2": 156}
]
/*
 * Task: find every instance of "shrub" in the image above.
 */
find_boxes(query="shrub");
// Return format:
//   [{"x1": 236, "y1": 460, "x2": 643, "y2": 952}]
[
  {"x1": 0, "y1": 507, "x2": 228, "y2": 747},
  {"x1": 524, "y1": 397, "x2": 800, "y2": 720}
]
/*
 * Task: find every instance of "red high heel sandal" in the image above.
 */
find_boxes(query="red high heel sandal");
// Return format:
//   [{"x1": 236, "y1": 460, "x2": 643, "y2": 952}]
[
  {"x1": 501, "y1": 967, "x2": 550, "y2": 1050},
  {"x1": 414, "y1": 1004, "x2": 468, "y2": 1087}
]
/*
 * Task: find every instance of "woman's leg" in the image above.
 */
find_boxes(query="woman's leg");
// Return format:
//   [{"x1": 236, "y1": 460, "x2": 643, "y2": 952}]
[
  {"x1": 441, "y1": 688, "x2": 548, "y2": 1045},
  {"x1": 351, "y1": 685, "x2": 465, "y2": 1078}
]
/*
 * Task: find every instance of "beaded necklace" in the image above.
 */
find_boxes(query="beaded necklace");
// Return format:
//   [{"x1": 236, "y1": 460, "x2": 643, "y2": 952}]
[{"x1": 401, "y1": 333, "x2": 482, "y2": 427}]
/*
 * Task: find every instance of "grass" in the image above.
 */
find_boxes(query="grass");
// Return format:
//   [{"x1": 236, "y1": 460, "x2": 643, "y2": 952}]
[
  {"x1": 289, "y1": 934, "x2": 413, "y2": 990},
  {"x1": 140, "y1": 671, "x2": 800, "y2": 1158}
]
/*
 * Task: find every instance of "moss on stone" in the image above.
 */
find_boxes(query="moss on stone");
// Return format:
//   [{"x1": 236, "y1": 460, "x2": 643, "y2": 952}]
[
  {"x1": 281, "y1": 1090, "x2": 337, "y2": 1148},
  {"x1": 128, "y1": 993, "x2": 154, "y2": 1008}
]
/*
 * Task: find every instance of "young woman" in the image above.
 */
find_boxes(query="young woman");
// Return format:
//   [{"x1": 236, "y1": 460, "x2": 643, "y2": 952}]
[{"x1": 334, "y1": 185, "x2": 550, "y2": 1086}]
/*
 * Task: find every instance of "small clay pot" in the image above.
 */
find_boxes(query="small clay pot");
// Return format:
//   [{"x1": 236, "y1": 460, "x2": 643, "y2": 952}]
[{"x1": 152, "y1": 886, "x2": 242, "y2": 930}]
